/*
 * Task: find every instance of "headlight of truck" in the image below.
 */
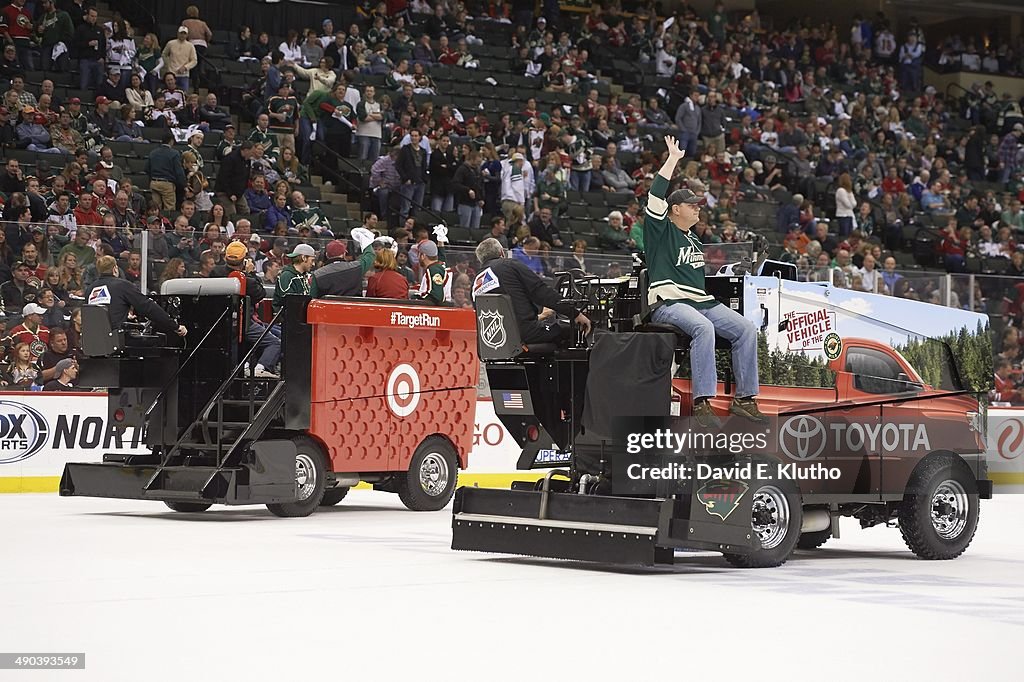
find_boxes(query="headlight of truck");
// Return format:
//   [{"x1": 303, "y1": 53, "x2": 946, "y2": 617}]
[{"x1": 967, "y1": 408, "x2": 986, "y2": 443}]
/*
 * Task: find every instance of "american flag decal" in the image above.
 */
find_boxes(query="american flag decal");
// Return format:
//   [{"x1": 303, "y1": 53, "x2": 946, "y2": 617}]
[{"x1": 502, "y1": 392, "x2": 524, "y2": 409}]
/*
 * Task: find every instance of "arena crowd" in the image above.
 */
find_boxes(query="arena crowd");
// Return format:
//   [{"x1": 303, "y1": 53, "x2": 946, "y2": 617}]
[{"x1": 0, "y1": 0, "x2": 1022, "y2": 397}]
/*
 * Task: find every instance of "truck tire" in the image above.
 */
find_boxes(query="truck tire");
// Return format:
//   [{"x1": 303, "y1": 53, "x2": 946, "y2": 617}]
[
  {"x1": 320, "y1": 487, "x2": 349, "y2": 506},
  {"x1": 396, "y1": 436, "x2": 459, "y2": 511},
  {"x1": 723, "y1": 479, "x2": 802, "y2": 568},
  {"x1": 164, "y1": 501, "x2": 212, "y2": 513},
  {"x1": 797, "y1": 530, "x2": 830, "y2": 550},
  {"x1": 898, "y1": 455, "x2": 979, "y2": 560},
  {"x1": 267, "y1": 436, "x2": 327, "y2": 518}
]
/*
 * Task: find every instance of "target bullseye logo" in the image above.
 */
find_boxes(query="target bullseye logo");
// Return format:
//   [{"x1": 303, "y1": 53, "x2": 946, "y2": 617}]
[{"x1": 386, "y1": 364, "x2": 421, "y2": 417}]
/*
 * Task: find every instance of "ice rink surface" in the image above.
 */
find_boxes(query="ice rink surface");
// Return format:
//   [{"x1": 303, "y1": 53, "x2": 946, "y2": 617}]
[{"x1": 2, "y1": 490, "x2": 1022, "y2": 682}]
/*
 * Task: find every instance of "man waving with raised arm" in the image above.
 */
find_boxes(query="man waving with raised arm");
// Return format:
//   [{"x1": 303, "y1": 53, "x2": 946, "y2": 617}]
[{"x1": 645, "y1": 135, "x2": 766, "y2": 424}]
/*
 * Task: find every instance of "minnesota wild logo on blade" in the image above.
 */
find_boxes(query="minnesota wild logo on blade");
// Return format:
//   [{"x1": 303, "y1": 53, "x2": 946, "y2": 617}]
[
  {"x1": 478, "y1": 310, "x2": 506, "y2": 350},
  {"x1": 696, "y1": 479, "x2": 749, "y2": 521}
]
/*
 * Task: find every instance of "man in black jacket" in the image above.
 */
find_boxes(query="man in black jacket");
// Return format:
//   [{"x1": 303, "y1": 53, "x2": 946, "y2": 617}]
[
  {"x1": 85, "y1": 256, "x2": 187, "y2": 336},
  {"x1": 471, "y1": 237, "x2": 590, "y2": 345},
  {"x1": 312, "y1": 239, "x2": 362, "y2": 296},
  {"x1": 527, "y1": 207, "x2": 563, "y2": 247},
  {"x1": 214, "y1": 141, "x2": 255, "y2": 218},
  {"x1": 429, "y1": 133, "x2": 457, "y2": 212},
  {"x1": 451, "y1": 150, "x2": 484, "y2": 230},
  {"x1": 73, "y1": 6, "x2": 105, "y2": 90},
  {"x1": 397, "y1": 128, "x2": 427, "y2": 222},
  {"x1": 94, "y1": 68, "x2": 126, "y2": 105}
]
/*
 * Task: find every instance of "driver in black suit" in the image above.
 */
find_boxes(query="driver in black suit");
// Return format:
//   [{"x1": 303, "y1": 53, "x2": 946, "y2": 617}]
[{"x1": 471, "y1": 237, "x2": 591, "y2": 345}]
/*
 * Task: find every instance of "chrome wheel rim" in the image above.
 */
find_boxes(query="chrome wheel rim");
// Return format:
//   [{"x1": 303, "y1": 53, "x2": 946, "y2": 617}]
[
  {"x1": 419, "y1": 452, "x2": 449, "y2": 497},
  {"x1": 931, "y1": 479, "x2": 969, "y2": 539},
  {"x1": 751, "y1": 485, "x2": 790, "y2": 550},
  {"x1": 295, "y1": 453, "x2": 317, "y2": 501}
]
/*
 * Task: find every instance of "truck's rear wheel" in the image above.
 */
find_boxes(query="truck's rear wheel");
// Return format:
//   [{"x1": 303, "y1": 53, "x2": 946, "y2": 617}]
[
  {"x1": 267, "y1": 437, "x2": 327, "y2": 518},
  {"x1": 797, "y1": 530, "x2": 830, "y2": 550},
  {"x1": 898, "y1": 455, "x2": 979, "y2": 560},
  {"x1": 723, "y1": 480, "x2": 802, "y2": 568},
  {"x1": 397, "y1": 436, "x2": 458, "y2": 511},
  {"x1": 164, "y1": 501, "x2": 212, "y2": 513},
  {"x1": 320, "y1": 487, "x2": 349, "y2": 506}
]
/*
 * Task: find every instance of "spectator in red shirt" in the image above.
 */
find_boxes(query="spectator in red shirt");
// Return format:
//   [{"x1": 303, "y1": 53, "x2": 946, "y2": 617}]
[
  {"x1": 939, "y1": 223, "x2": 969, "y2": 272},
  {"x1": 7, "y1": 302, "x2": 50, "y2": 360},
  {"x1": 73, "y1": 191, "x2": 102, "y2": 228},
  {"x1": 520, "y1": 98, "x2": 538, "y2": 123},
  {"x1": 437, "y1": 36, "x2": 459, "y2": 65},
  {"x1": 365, "y1": 248, "x2": 409, "y2": 299},
  {"x1": 91, "y1": 178, "x2": 115, "y2": 211},
  {"x1": 993, "y1": 359, "x2": 1023, "y2": 404},
  {"x1": 0, "y1": 0, "x2": 36, "y2": 71},
  {"x1": 881, "y1": 166, "x2": 906, "y2": 195}
]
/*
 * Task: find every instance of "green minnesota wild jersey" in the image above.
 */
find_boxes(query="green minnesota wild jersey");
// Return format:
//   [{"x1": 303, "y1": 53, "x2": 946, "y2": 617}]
[
  {"x1": 418, "y1": 261, "x2": 452, "y2": 304},
  {"x1": 643, "y1": 174, "x2": 716, "y2": 310}
]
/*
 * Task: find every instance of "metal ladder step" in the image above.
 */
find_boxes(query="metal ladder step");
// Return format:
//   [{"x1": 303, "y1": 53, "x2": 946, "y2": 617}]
[{"x1": 176, "y1": 442, "x2": 227, "y2": 450}]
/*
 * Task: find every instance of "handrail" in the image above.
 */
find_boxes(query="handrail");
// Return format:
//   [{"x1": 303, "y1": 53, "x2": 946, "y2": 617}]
[
  {"x1": 312, "y1": 139, "x2": 368, "y2": 188},
  {"x1": 310, "y1": 139, "x2": 378, "y2": 213},
  {"x1": 143, "y1": 306, "x2": 230, "y2": 421},
  {"x1": 311, "y1": 138, "x2": 450, "y2": 226},
  {"x1": 945, "y1": 82, "x2": 973, "y2": 102},
  {"x1": 174, "y1": 306, "x2": 285, "y2": 463},
  {"x1": 320, "y1": 139, "x2": 448, "y2": 226}
]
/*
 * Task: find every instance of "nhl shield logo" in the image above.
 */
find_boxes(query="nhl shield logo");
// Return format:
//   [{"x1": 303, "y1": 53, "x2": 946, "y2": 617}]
[
  {"x1": 478, "y1": 310, "x2": 507, "y2": 350},
  {"x1": 696, "y1": 479, "x2": 749, "y2": 521}
]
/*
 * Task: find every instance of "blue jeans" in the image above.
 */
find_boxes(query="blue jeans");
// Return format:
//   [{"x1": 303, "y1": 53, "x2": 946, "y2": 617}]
[
  {"x1": 1000, "y1": 165, "x2": 1013, "y2": 186},
  {"x1": 457, "y1": 203, "x2": 482, "y2": 230},
  {"x1": 79, "y1": 59, "x2": 104, "y2": 90},
  {"x1": 569, "y1": 169, "x2": 591, "y2": 192},
  {"x1": 431, "y1": 193, "x2": 454, "y2": 212},
  {"x1": 399, "y1": 182, "x2": 425, "y2": 221},
  {"x1": 679, "y1": 131, "x2": 699, "y2": 158},
  {"x1": 15, "y1": 42, "x2": 36, "y2": 71},
  {"x1": 375, "y1": 187, "x2": 392, "y2": 222},
  {"x1": 248, "y1": 319, "x2": 281, "y2": 369},
  {"x1": 651, "y1": 302, "x2": 759, "y2": 401},
  {"x1": 297, "y1": 117, "x2": 314, "y2": 165},
  {"x1": 357, "y1": 135, "x2": 381, "y2": 161}
]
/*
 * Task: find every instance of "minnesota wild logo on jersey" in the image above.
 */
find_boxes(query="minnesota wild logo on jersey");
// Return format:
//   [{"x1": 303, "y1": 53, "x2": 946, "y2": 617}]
[{"x1": 675, "y1": 244, "x2": 706, "y2": 269}]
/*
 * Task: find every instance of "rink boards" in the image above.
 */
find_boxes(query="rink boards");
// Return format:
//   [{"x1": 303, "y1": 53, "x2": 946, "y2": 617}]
[
  {"x1": 1, "y1": 392, "x2": 1023, "y2": 493},
  {"x1": 0, "y1": 393, "x2": 537, "y2": 493}
]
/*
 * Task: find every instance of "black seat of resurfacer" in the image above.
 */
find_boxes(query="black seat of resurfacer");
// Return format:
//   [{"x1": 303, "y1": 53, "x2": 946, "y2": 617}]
[
  {"x1": 475, "y1": 293, "x2": 560, "y2": 361},
  {"x1": 81, "y1": 304, "x2": 125, "y2": 357}
]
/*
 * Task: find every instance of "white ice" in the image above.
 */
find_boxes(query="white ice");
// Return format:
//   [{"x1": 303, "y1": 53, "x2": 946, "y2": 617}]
[{"x1": 2, "y1": 490, "x2": 1023, "y2": 682}]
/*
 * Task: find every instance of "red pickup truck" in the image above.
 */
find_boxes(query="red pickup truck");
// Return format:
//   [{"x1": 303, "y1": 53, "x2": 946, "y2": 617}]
[{"x1": 671, "y1": 336, "x2": 986, "y2": 565}]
